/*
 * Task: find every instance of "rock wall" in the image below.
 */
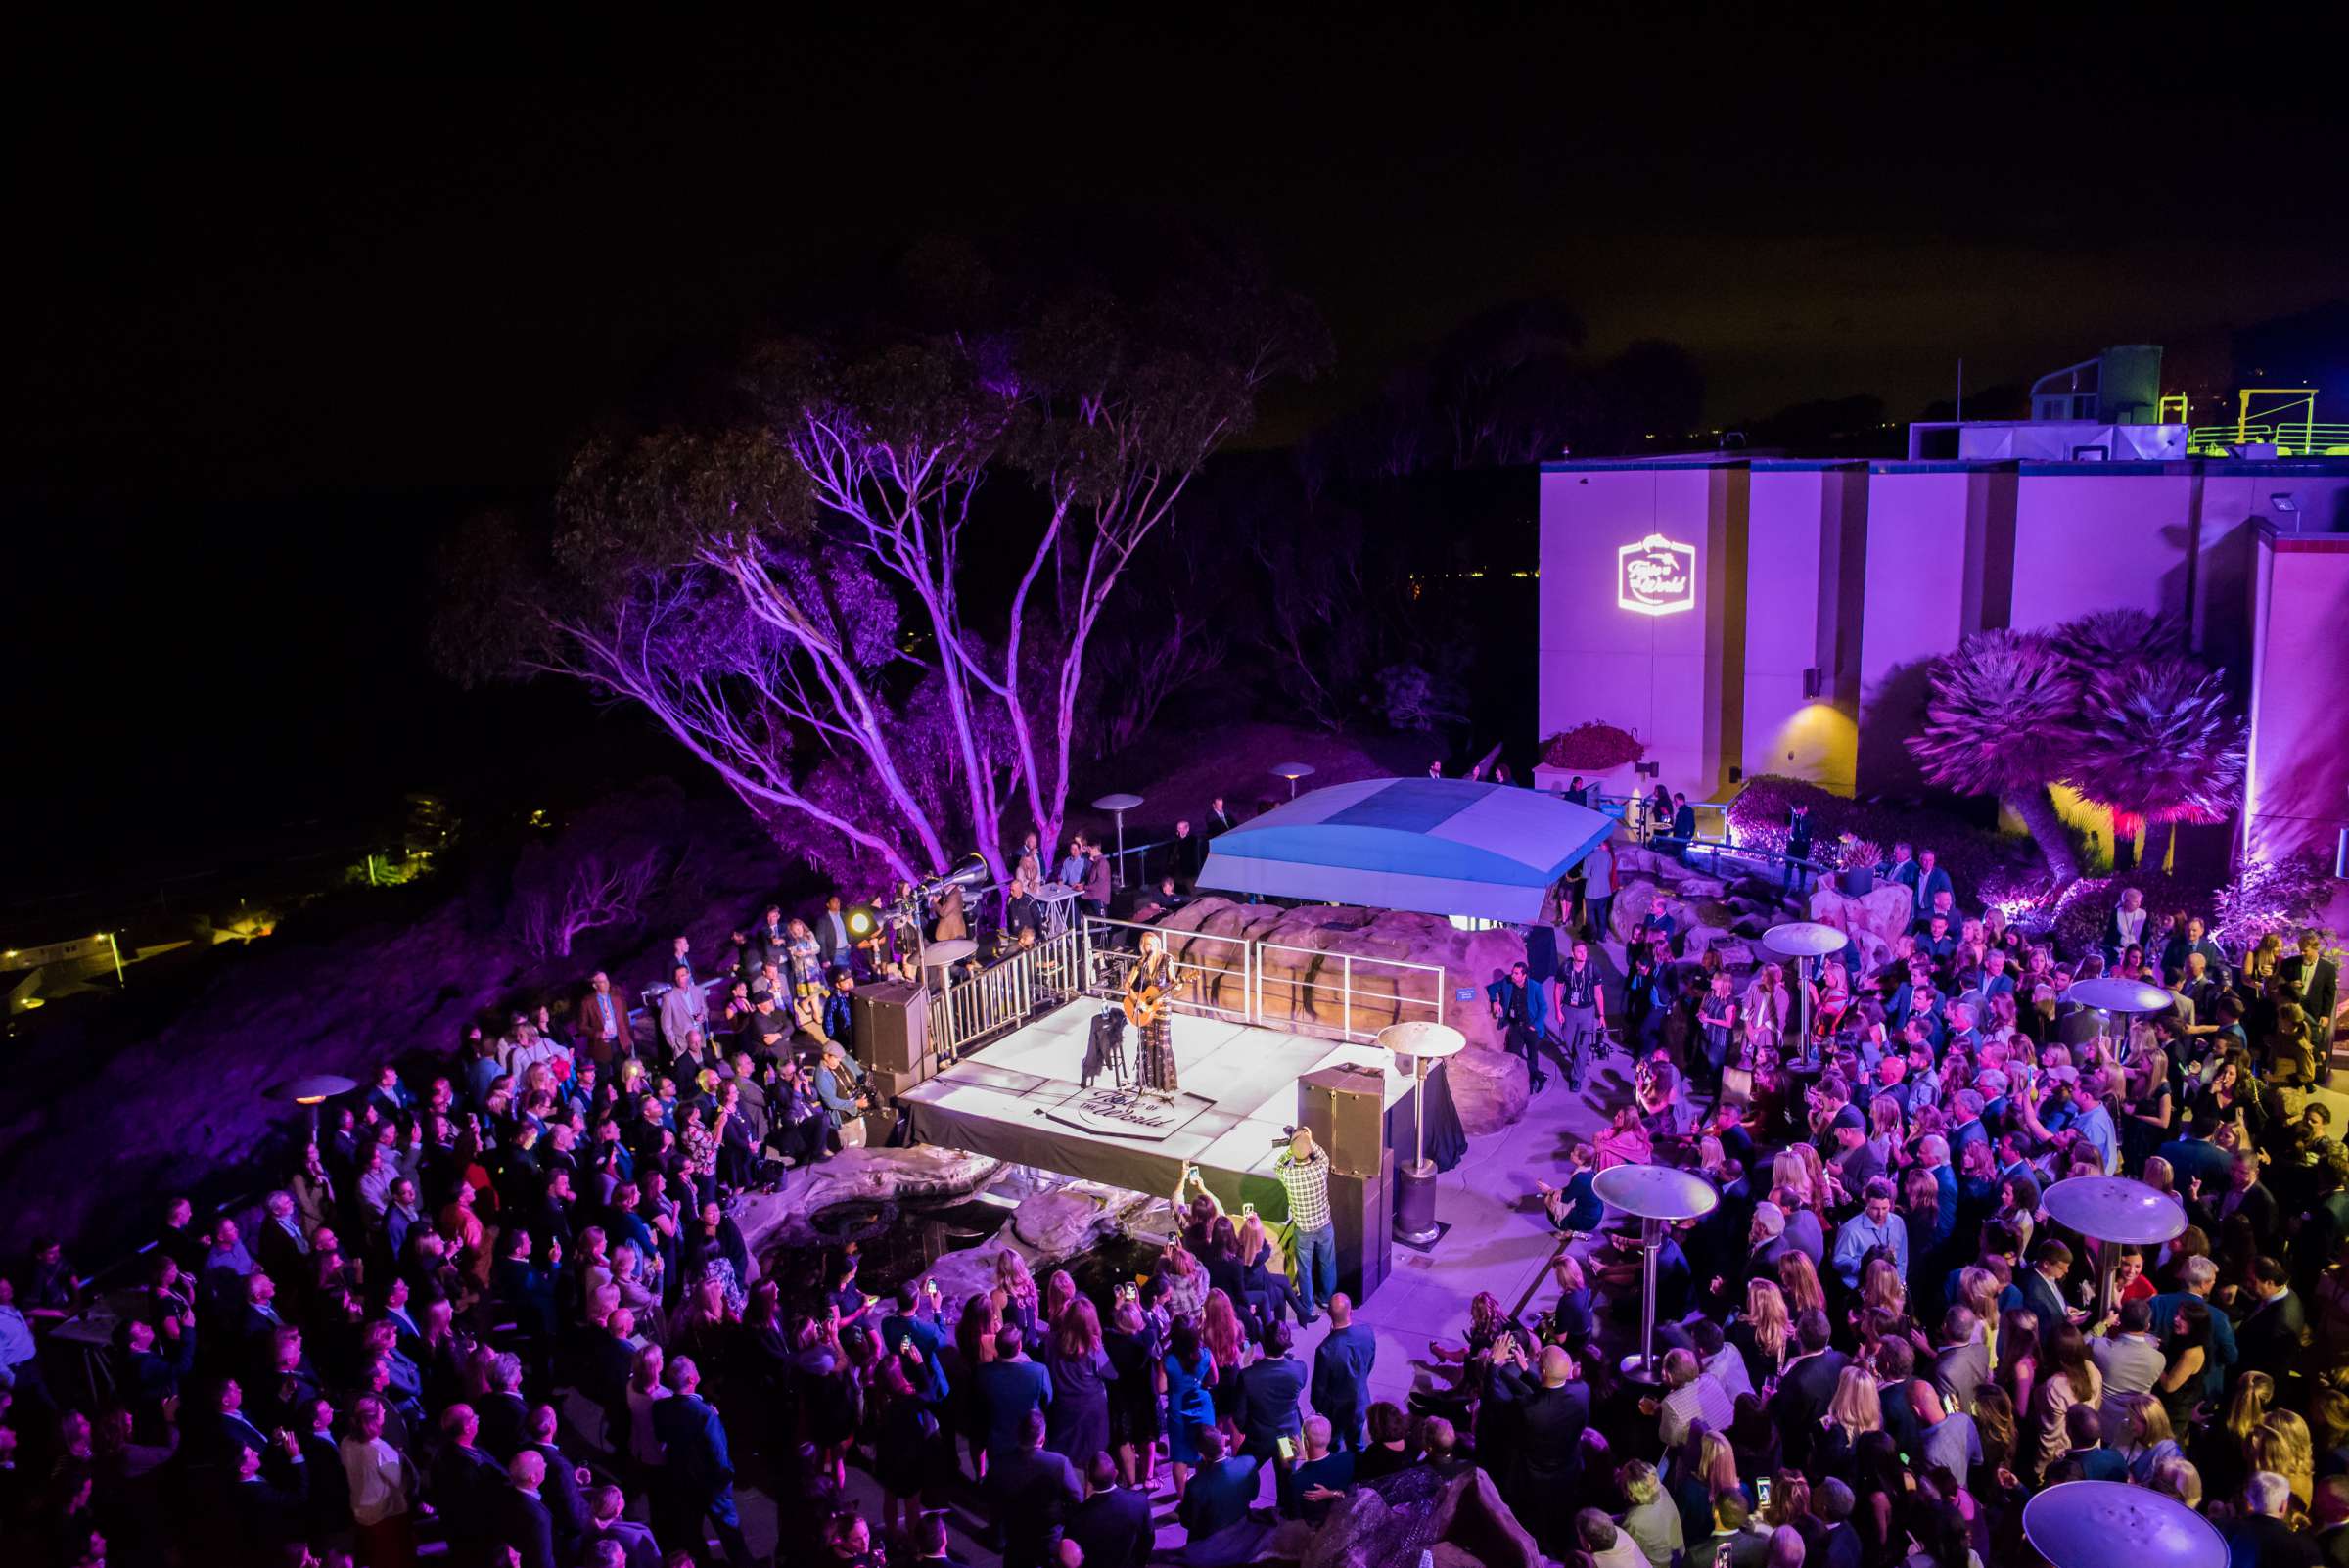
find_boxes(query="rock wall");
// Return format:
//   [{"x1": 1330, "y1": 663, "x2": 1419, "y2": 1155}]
[{"x1": 1153, "y1": 898, "x2": 1531, "y2": 1135}]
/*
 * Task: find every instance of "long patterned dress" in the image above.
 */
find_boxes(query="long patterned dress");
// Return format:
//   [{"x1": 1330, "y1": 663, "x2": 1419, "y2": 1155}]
[{"x1": 1133, "y1": 952, "x2": 1179, "y2": 1091}]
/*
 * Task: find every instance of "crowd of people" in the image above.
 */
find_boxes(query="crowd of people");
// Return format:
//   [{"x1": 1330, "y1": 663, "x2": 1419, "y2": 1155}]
[
  {"x1": 1471, "y1": 831, "x2": 2344, "y2": 1568},
  {"x1": 3, "y1": 792, "x2": 2343, "y2": 1568}
]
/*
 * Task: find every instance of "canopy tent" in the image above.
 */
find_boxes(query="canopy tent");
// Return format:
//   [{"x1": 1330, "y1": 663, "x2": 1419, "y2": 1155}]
[{"x1": 1196, "y1": 776, "x2": 1616, "y2": 922}]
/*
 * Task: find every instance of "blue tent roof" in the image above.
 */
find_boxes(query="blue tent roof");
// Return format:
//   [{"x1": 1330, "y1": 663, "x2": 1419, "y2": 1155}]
[{"x1": 1196, "y1": 776, "x2": 1617, "y2": 921}]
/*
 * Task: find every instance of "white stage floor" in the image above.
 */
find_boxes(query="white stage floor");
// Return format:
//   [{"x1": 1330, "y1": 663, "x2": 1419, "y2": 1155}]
[{"x1": 901, "y1": 1003, "x2": 1411, "y2": 1190}]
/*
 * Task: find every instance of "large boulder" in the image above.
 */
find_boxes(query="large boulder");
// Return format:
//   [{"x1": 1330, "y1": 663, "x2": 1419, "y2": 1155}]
[
  {"x1": 1157, "y1": 898, "x2": 1532, "y2": 1135},
  {"x1": 735, "y1": 1144, "x2": 1002, "y2": 1259},
  {"x1": 1808, "y1": 880, "x2": 1912, "y2": 950}
]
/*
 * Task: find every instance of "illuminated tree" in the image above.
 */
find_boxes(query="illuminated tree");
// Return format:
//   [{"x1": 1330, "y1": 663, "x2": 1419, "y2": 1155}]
[
  {"x1": 439, "y1": 242, "x2": 1326, "y2": 888},
  {"x1": 2062, "y1": 656, "x2": 2246, "y2": 842},
  {"x1": 1906, "y1": 629, "x2": 2085, "y2": 883}
]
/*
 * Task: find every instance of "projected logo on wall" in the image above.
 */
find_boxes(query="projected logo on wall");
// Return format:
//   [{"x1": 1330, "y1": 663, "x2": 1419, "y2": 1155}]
[{"x1": 1617, "y1": 533, "x2": 1696, "y2": 616}]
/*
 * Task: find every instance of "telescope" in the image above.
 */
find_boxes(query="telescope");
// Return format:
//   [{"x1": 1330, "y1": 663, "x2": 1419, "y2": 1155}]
[{"x1": 910, "y1": 853, "x2": 991, "y2": 903}]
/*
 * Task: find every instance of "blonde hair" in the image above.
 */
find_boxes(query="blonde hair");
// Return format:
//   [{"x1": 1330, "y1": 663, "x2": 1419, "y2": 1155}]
[
  {"x1": 2107, "y1": 1390, "x2": 2175, "y2": 1448},
  {"x1": 2250, "y1": 1409, "x2": 2315, "y2": 1506},
  {"x1": 2224, "y1": 1372, "x2": 2277, "y2": 1451},
  {"x1": 1697, "y1": 1429, "x2": 1739, "y2": 1495},
  {"x1": 1862, "y1": 1258, "x2": 1906, "y2": 1317},
  {"x1": 1620, "y1": 1459, "x2": 1662, "y2": 1506},
  {"x1": 1777, "y1": 1252, "x2": 1826, "y2": 1317},
  {"x1": 1827, "y1": 1365, "x2": 1883, "y2": 1438},
  {"x1": 1746, "y1": 1279, "x2": 1789, "y2": 1360}
]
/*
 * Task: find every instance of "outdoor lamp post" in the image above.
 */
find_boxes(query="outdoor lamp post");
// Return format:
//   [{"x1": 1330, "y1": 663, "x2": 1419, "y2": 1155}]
[
  {"x1": 1270, "y1": 762, "x2": 1315, "y2": 799},
  {"x1": 274, "y1": 1074, "x2": 359, "y2": 1142},
  {"x1": 1378, "y1": 1021, "x2": 1465, "y2": 1244}
]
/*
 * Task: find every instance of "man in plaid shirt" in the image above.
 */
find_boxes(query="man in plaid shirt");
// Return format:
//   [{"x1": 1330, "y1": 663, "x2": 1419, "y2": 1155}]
[{"x1": 1278, "y1": 1127, "x2": 1336, "y2": 1320}]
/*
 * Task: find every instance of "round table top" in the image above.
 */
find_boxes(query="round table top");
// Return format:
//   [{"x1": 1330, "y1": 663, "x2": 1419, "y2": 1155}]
[
  {"x1": 2022, "y1": 1482, "x2": 2224, "y2": 1568},
  {"x1": 2042, "y1": 1176, "x2": 2188, "y2": 1246},
  {"x1": 1761, "y1": 921, "x2": 1848, "y2": 957},
  {"x1": 1090, "y1": 793, "x2": 1146, "y2": 812},
  {"x1": 2064, "y1": 977, "x2": 2176, "y2": 1015},
  {"x1": 1376, "y1": 1021, "x2": 1467, "y2": 1060},
  {"x1": 923, "y1": 939, "x2": 980, "y2": 964},
  {"x1": 1592, "y1": 1162, "x2": 1721, "y2": 1222},
  {"x1": 1033, "y1": 883, "x2": 1082, "y2": 903},
  {"x1": 1269, "y1": 761, "x2": 1318, "y2": 780}
]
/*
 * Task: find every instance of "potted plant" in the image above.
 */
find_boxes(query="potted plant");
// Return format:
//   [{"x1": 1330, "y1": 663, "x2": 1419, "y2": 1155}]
[{"x1": 1836, "y1": 837, "x2": 1882, "y2": 898}]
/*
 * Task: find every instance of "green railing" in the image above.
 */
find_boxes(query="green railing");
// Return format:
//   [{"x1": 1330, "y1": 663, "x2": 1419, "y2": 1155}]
[{"x1": 2187, "y1": 421, "x2": 2349, "y2": 457}]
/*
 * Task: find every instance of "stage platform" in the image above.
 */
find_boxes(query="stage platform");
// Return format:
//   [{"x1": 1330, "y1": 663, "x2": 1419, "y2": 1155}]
[{"x1": 902, "y1": 1002, "x2": 1411, "y2": 1208}]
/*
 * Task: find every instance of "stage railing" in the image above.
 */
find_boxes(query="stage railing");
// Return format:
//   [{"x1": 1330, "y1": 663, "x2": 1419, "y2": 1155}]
[
  {"x1": 1252, "y1": 942, "x2": 1447, "y2": 1044},
  {"x1": 1081, "y1": 915, "x2": 1257, "y2": 1026},
  {"x1": 927, "y1": 927, "x2": 1086, "y2": 1059}
]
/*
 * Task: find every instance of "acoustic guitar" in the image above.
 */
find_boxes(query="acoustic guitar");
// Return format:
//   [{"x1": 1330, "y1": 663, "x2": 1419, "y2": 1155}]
[{"x1": 1123, "y1": 964, "x2": 1172, "y2": 1027}]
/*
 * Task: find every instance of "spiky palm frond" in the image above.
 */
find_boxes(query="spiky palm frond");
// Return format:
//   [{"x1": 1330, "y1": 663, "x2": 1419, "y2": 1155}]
[
  {"x1": 1906, "y1": 629, "x2": 2082, "y2": 796},
  {"x1": 2065, "y1": 657, "x2": 2246, "y2": 827},
  {"x1": 2045, "y1": 608, "x2": 2186, "y2": 669}
]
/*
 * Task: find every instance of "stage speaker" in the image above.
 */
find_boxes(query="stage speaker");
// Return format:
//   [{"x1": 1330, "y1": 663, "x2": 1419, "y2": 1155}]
[
  {"x1": 852, "y1": 981, "x2": 932, "y2": 1074},
  {"x1": 1298, "y1": 1064, "x2": 1388, "y2": 1179},
  {"x1": 1328, "y1": 1167, "x2": 1394, "y2": 1303},
  {"x1": 865, "y1": 1065, "x2": 924, "y2": 1103}
]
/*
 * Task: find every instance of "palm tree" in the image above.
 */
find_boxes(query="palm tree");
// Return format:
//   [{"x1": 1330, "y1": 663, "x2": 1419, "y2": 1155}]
[
  {"x1": 1906, "y1": 629, "x2": 2085, "y2": 883},
  {"x1": 2044, "y1": 607, "x2": 2185, "y2": 669},
  {"x1": 2064, "y1": 656, "x2": 2246, "y2": 850}
]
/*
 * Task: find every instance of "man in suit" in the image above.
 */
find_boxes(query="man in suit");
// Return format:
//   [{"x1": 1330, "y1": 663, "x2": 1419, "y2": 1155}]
[
  {"x1": 650, "y1": 1356, "x2": 755, "y2": 1566},
  {"x1": 477, "y1": 1351, "x2": 530, "y2": 1463},
  {"x1": 974, "y1": 1323, "x2": 1054, "y2": 1461},
  {"x1": 2018, "y1": 1237, "x2": 2079, "y2": 1332},
  {"x1": 1892, "y1": 846, "x2": 1954, "y2": 911},
  {"x1": 2285, "y1": 932, "x2": 2341, "y2": 1055},
  {"x1": 229, "y1": 1432, "x2": 311, "y2": 1565},
  {"x1": 582, "y1": 1483, "x2": 663, "y2": 1568},
  {"x1": 523, "y1": 1404, "x2": 589, "y2": 1561},
  {"x1": 1168, "y1": 819, "x2": 1204, "y2": 889},
  {"x1": 1176, "y1": 1425, "x2": 1262, "y2": 1545},
  {"x1": 1490, "y1": 960, "x2": 1554, "y2": 1092},
  {"x1": 493, "y1": 1228, "x2": 561, "y2": 1341},
  {"x1": 1309, "y1": 1293, "x2": 1376, "y2": 1449},
  {"x1": 580, "y1": 971, "x2": 633, "y2": 1064},
  {"x1": 1487, "y1": 1340, "x2": 1591, "y2": 1557},
  {"x1": 1768, "y1": 1312, "x2": 1850, "y2": 1470},
  {"x1": 498, "y1": 1448, "x2": 560, "y2": 1568},
  {"x1": 1929, "y1": 1305, "x2": 1991, "y2": 1414},
  {"x1": 814, "y1": 893, "x2": 859, "y2": 972},
  {"x1": 1237, "y1": 1319, "x2": 1308, "y2": 1471},
  {"x1": 1206, "y1": 797, "x2": 1240, "y2": 840},
  {"x1": 2238, "y1": 1255, "x2": 2310, "y2": 1393},
  {"x1": 255, "y1": 1190, "x2": 310, "y2": 1287},
  {"x1": 2230, "y1": 1471, "x2": 2319, "y2": 1568},
  {"x1": 431, "y1": 1404, "x2": 508, "y2": 1563},
  {"x1": 984, "y1": 1407, "x2": 1082, "y2": 1568},
  {"x1": 1066, "y1": 1450, "x2": 1152, "y2": 1568},
  {"x1": 658, "y1": 965, "x2": 709, "y2": 1055}
]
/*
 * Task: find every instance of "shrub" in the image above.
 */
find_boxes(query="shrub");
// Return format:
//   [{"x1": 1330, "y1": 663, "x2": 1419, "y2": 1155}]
[
  {"x1": 2214, "y1": 853, "x2": 2338, "y2": 952},
  {"x1": 1539, "y1": 721, "x2": 1645, "y2": 772},
  {"x1": 1726, "y1": 774, "x2": 2039, "y2": 903}
]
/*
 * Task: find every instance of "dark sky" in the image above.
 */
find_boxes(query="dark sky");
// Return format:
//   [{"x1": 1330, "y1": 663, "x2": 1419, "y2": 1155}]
[{"x1": 9, "y1": 8, "x2": 2347, "y2": 893}]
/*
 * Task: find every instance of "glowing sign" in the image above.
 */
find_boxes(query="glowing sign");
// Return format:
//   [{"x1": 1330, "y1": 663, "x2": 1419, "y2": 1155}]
[{"x1": 1617, "y1": 532, "x2": 1696, "y2": 616}]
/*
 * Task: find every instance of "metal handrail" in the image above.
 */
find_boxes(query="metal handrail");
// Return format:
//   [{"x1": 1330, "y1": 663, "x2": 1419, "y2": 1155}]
[
  {"x1": 1081, "y1": 914, "x2": 1257, "y2": 1025},
  {"x1": 1252, "y1": 940, "x2": 1447, "y2": 1043},
  {"x1": 924, "y1": 928, "x2": 1087, "y2": 1059}
]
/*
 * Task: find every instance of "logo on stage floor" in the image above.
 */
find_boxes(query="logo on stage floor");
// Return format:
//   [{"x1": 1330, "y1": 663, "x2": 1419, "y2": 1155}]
[{"x1": 1617, "y1": 532, "x2": 1696, "y2": 616}]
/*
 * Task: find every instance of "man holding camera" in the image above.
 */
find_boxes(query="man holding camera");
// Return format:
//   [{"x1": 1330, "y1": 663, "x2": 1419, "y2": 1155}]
[{"x1": 1277, "y1": 1127, "x2": 1337, "y2": 1318}]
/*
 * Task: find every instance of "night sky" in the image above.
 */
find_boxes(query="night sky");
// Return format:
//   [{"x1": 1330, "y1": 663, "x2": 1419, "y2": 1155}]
[{"x1": 12, "y1": 9, "x2": 2347, "y2": 893}]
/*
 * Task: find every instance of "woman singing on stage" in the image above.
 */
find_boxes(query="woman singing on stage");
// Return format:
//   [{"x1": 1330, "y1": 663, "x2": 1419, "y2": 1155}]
[{"x1": 1126, "y1": 930, "x2": 1180, "y2": 1092}]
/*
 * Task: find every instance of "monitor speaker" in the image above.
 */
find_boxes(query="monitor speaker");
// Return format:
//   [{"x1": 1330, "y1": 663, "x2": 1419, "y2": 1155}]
[
  {"x1": 1298, "y1": 1064, "x2": 1388, "y2": 1179},
  {"x1": 852, "y1": 981, "x2": 932, "y2": 1074}
]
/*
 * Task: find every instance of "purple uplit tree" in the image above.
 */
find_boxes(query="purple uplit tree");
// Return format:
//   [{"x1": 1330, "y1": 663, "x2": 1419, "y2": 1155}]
[
  {"x1": 2062, "y1": 656, "x2": 2246, "y2": 844},
  {"x1": 441, "y1": 244, "x2": 1326, "y2": 889},
  {"x1": 1906, "y1": 629, "x2": 2086, "y2": 884}
]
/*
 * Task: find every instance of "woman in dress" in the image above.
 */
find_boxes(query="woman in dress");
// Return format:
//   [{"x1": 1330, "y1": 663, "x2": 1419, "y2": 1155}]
[
  {"x1": 1129, "y1": 931, "x2": 1179, "y2": 1091},
  {"x1": 1236, "y1": 1212, "x2": 1309, "y2": 1330},
  {"x1": 992, "y1": 1250, "x2": 1041, "y2": 1343},
  {"x1": 1162, "y1": 1317, "x2": 1219, "y2": 1503},
  {"x1": 1156, "y1": 1242, "x2": 1208, "y2": 1323},
  {"x1": 1104, "y1": 1296, "x2": 1164, "y2": 1491},
  {"x1": 1202, "y1": 1289, "x2": 1252, "y2": 1432},
  {"x1": 1044, "y1": 1297, "x2": 1117, "y2": 1465},
  {"x1": 949, "y1": 1294, "x2": 1000, "y2": 1482},
  {"x1": 1727, "y1": 1277, "x2": 1791, "y2": 1391}
]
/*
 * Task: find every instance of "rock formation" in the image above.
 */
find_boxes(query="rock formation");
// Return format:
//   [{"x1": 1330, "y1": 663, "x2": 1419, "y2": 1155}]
[{"x1": 1151, "y1": 898, "x2": 1531, "y2": 1135}]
